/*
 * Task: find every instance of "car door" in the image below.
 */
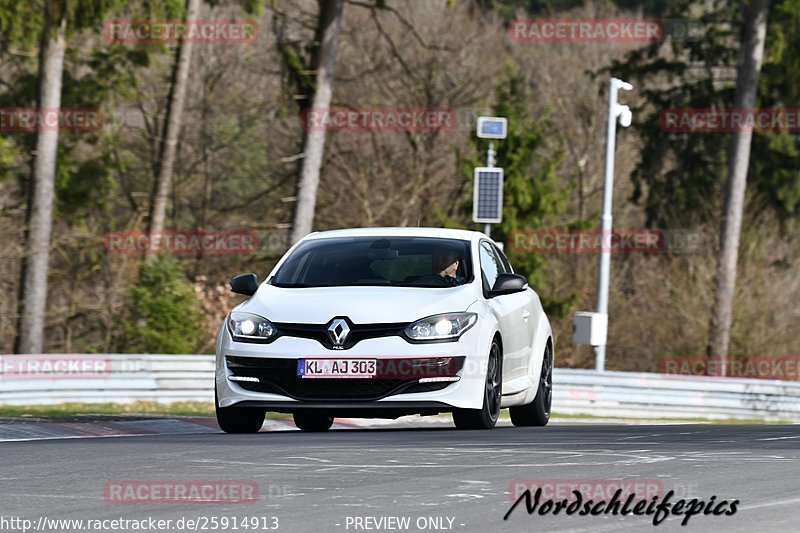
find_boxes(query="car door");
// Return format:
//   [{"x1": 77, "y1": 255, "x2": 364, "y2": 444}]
[
  {"x1": 479, "y1": 241, "x2": 529, "y2": 383},
  {"x1": 493, "y1": 244, "x2": 536, "y2": 380}
]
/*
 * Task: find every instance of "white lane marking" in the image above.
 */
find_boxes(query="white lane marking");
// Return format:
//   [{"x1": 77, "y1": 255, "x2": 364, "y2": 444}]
[
  {"x1": 0, "y1": 432, "x2": 157, "y2": 443},
  {"x1": 252, "y1": 458, "x2": 672, "y2": 470},
  {"x1": 739, "y1": 496, "x2": 800, "y2": 511},
  {"x1": 337, "y1": 447, "x2": 659, "y2": 454},
  {"x1": 756, "y1": 435, "x2": 800, "y2": 441},
  {"x1": 1, "y1": 493, "x2": 97, "y2": 500},
  {"x1": 455, "y1": 442, "x2": 666, "y2": 446}
]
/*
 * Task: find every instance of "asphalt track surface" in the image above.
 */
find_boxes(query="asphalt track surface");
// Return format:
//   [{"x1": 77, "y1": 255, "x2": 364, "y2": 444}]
[{"x1": 1, "y1": 419, "x2": 798, "y2": 533}]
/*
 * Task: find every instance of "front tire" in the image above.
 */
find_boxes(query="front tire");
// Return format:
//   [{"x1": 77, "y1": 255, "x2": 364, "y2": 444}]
[
  {"x1": 293, "y1": 411, "x2": 334, "y2": 432},
  {"x1": 215, "y1": 389, "x2": 266, "y2": 434},
  {"x1": 510, "y1": 342, "x2": 552, "y2": 427},
  {"x1": 453, "y1": 339, "x2": 502, "y2": 430}
]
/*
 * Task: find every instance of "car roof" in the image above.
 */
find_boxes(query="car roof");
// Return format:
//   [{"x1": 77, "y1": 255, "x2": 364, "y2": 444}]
[{"x1": 302, "y1": 227, "x2": 485, "y2": 242}]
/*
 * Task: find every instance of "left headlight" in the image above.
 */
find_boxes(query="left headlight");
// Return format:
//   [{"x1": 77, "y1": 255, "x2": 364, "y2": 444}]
[
  {"x1": 404, "y1": 313, "x2": 477, "y2": 342},
  {"x1": 228, "y1": 312, "x2": 277, "y2": 342}
]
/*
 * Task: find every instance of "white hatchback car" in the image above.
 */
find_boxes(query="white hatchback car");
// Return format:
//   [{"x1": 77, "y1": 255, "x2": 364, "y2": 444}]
[{"x1": 215, "y1": 227, "x2": 553, "y2": 432}]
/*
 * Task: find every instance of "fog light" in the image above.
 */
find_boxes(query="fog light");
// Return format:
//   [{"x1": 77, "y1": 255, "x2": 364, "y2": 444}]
[
  {"x1": 419, "y1": 376, "x2": 460, "y2": 383},
  {"x1": 228, "y1": 375, "x2": 260, "y2": 383}
]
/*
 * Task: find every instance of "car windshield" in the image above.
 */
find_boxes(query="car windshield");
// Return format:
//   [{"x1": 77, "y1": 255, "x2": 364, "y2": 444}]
[{"x1": 270, "y1": 237, "x2": 473, "y2": 288}]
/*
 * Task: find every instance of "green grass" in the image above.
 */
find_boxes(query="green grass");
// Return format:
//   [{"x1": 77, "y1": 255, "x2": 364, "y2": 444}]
[
  {"x1": 0, "y1": 402, "x2": 298, "y2": 421},
  {"x1": 0, "y1": 401, "x2": 216, "y2": 418},
  {"x1": 547, "y1": 411, "x2": 794, "y2": 424},
  {"x1": 0, "y1": 402, "x2": 299, "y2": 420},
  {"x1": 0, "y1": 403, "x2": 791, "y2": 424}
]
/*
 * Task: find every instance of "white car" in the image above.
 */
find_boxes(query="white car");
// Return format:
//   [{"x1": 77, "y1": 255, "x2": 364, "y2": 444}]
[{"x1": 215, "y1": 227, "x2": 553, "y2": 432}]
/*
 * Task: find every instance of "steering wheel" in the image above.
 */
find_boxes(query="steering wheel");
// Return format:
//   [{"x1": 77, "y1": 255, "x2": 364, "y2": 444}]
[{"x1": 406, "y1": 275, "x2": 449, "y2": 287}]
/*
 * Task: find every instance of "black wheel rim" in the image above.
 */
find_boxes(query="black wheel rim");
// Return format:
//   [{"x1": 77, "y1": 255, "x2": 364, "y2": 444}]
[
  {"x1": 486, "y1": 344, "x2": 501, "y2": 419},
  {"x1": 541, "y1": 345, "x2": 553, "y2": 417}
]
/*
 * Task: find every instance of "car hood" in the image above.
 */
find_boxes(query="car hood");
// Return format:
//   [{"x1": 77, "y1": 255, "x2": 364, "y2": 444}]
[{"x1": 236, "y1": 284, "x2": 478, "y2": 324}]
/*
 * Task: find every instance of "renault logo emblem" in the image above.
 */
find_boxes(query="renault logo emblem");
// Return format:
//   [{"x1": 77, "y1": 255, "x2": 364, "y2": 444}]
[{"x1": 327, "y1": 318, "x2": 350, "y2": 348}]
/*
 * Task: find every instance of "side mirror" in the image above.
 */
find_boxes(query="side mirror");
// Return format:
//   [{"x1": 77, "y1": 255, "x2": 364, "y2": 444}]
[
  {"x1": 230, "y1": 273, "x2": 259, "y2": 296},
  {"x1": 489, "y1": 273, "x2": 528, "y2": 297}
]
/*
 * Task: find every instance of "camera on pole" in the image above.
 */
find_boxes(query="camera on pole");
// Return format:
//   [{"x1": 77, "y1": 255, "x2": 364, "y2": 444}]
[{"x1": 571, "y1": 77, "x2": 633, "y2": 372}]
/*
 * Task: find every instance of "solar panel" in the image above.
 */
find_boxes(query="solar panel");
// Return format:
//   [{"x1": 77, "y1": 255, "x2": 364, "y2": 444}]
[{"x1": 472, "y1": 167, "x2": 503, "y2": 223}]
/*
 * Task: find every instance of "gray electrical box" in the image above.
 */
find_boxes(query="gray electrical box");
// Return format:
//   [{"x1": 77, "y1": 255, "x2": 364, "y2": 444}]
[{"x1": 572, "y1": 312, "x2": 608, "y2": 346}]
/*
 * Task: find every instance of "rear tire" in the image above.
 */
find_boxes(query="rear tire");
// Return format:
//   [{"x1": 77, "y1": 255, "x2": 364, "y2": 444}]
[
  {"x1": 453, "y1": 339, "x2": 502, "y2": 430},
  {"x1": 510, "y1": 342, "x2": 552, "y2": 427},
  {"x1": 293, "y1": 411, "x2": 334, "y2": 432},
  {"x1": 215, "y1": 389, "x2": 266, "y2": 434}
]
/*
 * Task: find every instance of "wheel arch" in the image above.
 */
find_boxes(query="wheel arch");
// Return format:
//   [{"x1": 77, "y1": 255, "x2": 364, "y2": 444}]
[{"x1": 492, "y1": 331, "x2": 503, "y2": 354}]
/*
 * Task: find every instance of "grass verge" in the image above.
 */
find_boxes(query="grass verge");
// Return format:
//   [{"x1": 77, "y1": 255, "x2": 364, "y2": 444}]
[
  {"x1": 0, "y1": 403, "x2": 791, "y2": 424},
  {"x1": 0, "y1": 402, "x2": 216, "y2": 418}
]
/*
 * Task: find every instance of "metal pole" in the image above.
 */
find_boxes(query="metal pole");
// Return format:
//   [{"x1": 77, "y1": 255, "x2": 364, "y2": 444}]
[
  {"x1": 594, "y1": 79, "x2": 620, "y2": 372},
  {"x1": 485, "y1": 141, "x2": 495, "y2": 237}
]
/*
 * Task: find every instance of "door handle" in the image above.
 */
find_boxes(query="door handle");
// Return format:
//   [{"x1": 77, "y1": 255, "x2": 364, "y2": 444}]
[{"x1": 522, "y1": 310, "x2": 530, "y2": 321}]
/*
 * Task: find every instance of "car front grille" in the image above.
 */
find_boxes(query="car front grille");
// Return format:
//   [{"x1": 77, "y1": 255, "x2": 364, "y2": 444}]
[
  {"x1": 226, "y1": 356, "x2": 464, "y2": 401},
  {"x1": 271, "y1": 320, "x2": 409, "y2": 350}
]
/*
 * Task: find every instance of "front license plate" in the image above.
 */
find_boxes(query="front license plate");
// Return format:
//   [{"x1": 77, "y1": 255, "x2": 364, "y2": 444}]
[{"x1": 298, "y1": 359, "x2": 377, "y2": 378}]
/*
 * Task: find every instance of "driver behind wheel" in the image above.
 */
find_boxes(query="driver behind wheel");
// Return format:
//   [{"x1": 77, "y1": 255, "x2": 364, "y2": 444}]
[{"x1": 432, "y1": 250, "x2": 465, "y2": 286}]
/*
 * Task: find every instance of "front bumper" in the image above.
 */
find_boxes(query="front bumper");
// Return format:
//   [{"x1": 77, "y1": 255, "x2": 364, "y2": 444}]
[{"x1": 216, "y1": 324, "x2": 488, "y2": 411}]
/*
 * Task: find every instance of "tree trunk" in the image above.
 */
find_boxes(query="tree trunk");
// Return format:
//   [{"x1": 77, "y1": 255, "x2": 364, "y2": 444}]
[
  {"x1": 147, "y1": 0, "x2": 201, "y2": 252},
  {"x1": 707, "y1": 0, "x2": 770, "y2": 363},
  {"x1": 288, "y1": 0, "x2": 345, "y2": 245},
  {"x1": 15, "y1": 2, "x2": 67, "y2": 354}
]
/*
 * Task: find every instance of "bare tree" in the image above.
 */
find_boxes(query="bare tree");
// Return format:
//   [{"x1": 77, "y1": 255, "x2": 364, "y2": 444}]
[
  {"x1": 316, "y1": 0, "x2": 503, "y2": 230},
  {"x1": 288, "y1": 0, "x2": 344, "y2": 244},
  {"x1": 15, "y1": 1, "x2": 67, "y2": 354},
  {"x1": 147, "y1": 0, "x2": 201, "y2": 251},
  {"x1": 707, "y1": 0, "x2": 770, "y2": 361}
]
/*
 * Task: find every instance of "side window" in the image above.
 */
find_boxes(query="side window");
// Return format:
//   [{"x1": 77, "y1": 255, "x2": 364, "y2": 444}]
[
  {"x1": 479, "y1": 241, "x2": 501, "y2": 290},
  {"x1": 493, "y1": 245, "x2": 513, "y2": 273},
  {"x1": 490, "y1": 244, "x2": 509, "y2": 274}
]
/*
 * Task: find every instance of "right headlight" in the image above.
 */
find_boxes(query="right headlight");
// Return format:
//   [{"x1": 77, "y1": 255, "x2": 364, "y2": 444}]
[
  {"x1": 228, "y1": 312, "x2": 277, "y2": 343},
  {"x1": 404, "y1": 313, "x2": 477, "y2": 342}
]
